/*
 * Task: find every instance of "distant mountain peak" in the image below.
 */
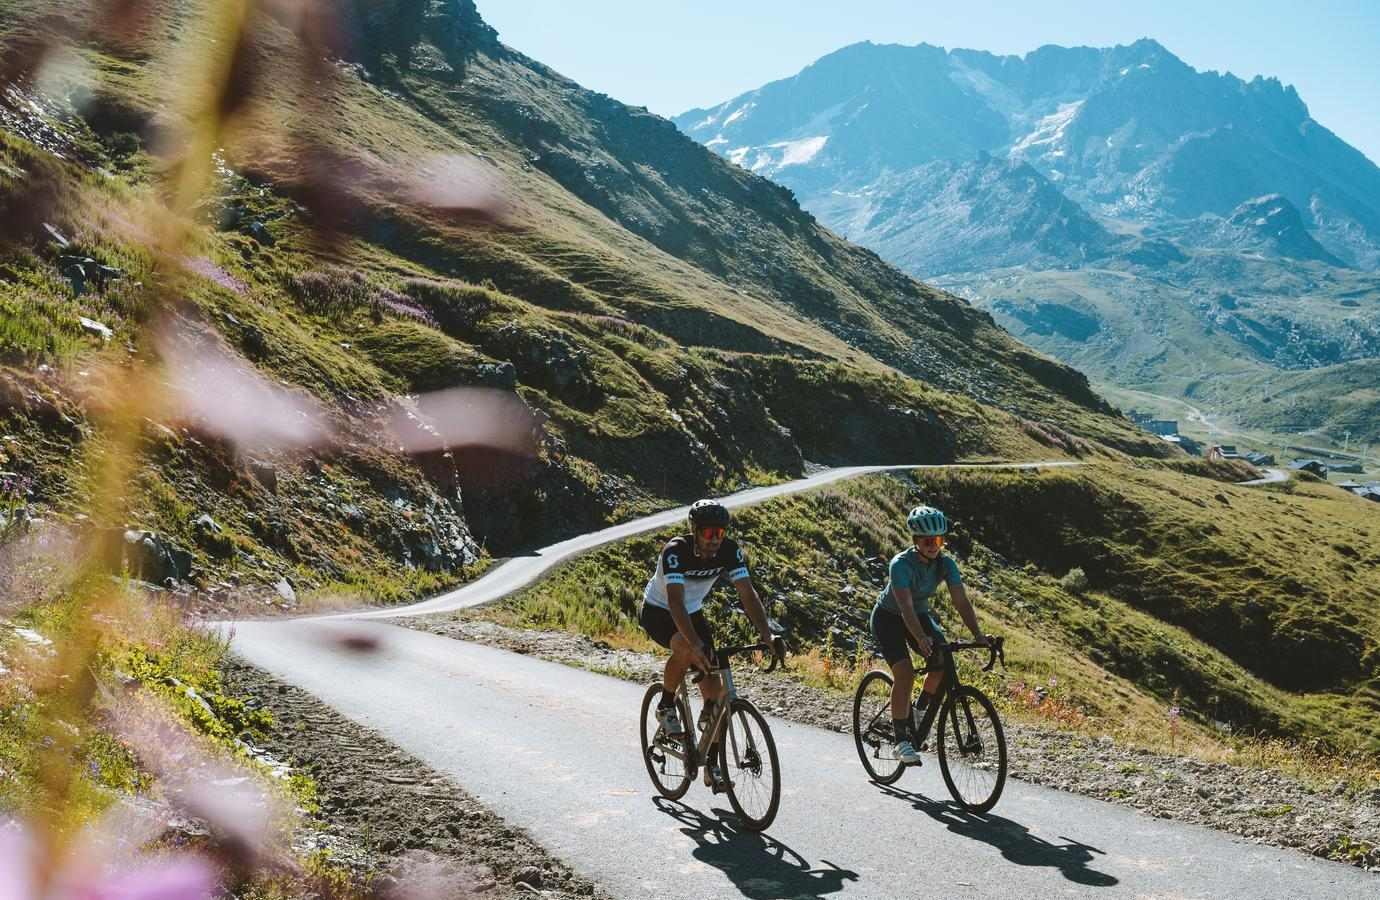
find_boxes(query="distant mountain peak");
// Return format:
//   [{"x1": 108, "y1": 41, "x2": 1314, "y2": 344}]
[{"x1": 1216, "y1": 195, "x2": 1345, "y2": 265}]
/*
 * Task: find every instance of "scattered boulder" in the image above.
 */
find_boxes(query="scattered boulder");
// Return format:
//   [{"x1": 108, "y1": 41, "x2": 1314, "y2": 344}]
[
  {"x1": 241, "y1": 324, "x2": 270, "y2": 359},
  {"x1": 475, "y1": 361, "x2": 518, "y2": 389},
  {"x1": 58, "y1": 256, "x2": 122, "y2": 296},
  {"x1": 244, "y1": 220, "x2": 276, "y2": 246},
  {"x1": 274, "y1": 577, "x2": 297, "y2": 605},
  {"x1": 248, "y1": 458, "x2": 277, "y2": 493},
  {"x1": 192, "y1": 513, "x2": 233, "y2": 558},
  {"x1": 79, "y1": 317, "x2": 113, "y2": 341},
  {"x1": 104, "y1": 528, "x2": 193, "y2": 585}
]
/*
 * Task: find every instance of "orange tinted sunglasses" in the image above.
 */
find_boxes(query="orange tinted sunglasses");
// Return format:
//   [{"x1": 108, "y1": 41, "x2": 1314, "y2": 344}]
[
  {"x1": 697, "y1": 526, "x2": 727, "y2": 541},
  {"x1": 916, "y1": 535, "x2": 944, "y2": 548}
]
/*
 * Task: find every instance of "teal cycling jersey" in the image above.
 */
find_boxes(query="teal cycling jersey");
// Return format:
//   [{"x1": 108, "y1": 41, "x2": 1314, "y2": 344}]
[{"x1": 874, "y1": 549, "x2": 962, "y2": 618}]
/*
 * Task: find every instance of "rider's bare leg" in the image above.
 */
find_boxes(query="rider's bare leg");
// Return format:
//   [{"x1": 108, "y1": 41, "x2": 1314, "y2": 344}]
[{"x1": 665, "y1": 633, "x2": 724, "y2": 703}]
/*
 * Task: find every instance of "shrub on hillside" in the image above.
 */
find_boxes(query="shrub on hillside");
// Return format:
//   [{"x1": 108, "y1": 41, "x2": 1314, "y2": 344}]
[{"x1": 1060, "y1": 566, "x2": 1090, "y2": 595}]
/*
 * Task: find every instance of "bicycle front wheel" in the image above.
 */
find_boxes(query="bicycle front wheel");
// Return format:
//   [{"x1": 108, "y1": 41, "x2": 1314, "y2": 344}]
[
  {"x1": 852, "y1": 670, "x2": 904, "y2": 784},
  {"x1": 639, "y1": 683, "x2": 692, "y2": 800},
  {"x1": 720, "y1": 699, "x2": 781, "y2": 831},
  {"x1": 936, "y1": 684, "x2": 1007, "y2": 813}
]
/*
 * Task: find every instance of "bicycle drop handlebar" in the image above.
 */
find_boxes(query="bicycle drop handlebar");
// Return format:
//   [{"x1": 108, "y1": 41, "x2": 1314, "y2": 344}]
[
  {"x1": 688, "y1": 641, "x2": 782, "y2": 682},
  {"x1": 938, "y1": 635, "x2": 1006, "y2": 672}
]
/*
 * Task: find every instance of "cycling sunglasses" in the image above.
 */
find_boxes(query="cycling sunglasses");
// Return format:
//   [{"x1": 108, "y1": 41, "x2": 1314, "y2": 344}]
[
  {"x1": 915, "y1": 535, "x2": 945, "y2": 548},
  {"x1": 697, "y1": 526, "x2": 728, "y2": 541}
]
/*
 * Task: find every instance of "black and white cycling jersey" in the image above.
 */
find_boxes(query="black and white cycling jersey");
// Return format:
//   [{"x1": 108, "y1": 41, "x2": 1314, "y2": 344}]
[{"x1": 642, "y1": 534, "x2": 750, "y2": 614}]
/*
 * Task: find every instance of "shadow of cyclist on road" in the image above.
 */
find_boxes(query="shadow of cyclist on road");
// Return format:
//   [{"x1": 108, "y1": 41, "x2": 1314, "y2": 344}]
[
  {"x1": 875, "y1": 785, "x2": 1119, "y2": 887},
  {"x1": 652, "y1": 797, "x2": 860, "y2": 899}
]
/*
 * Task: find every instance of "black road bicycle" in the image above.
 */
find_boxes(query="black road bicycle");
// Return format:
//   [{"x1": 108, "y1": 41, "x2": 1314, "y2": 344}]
[
  {"x1": 851, "y1": 637, "x2": 1008, "y2": 813},
  {"x1": 640, "y1": 642, "x2": 782, "y2": 831}
]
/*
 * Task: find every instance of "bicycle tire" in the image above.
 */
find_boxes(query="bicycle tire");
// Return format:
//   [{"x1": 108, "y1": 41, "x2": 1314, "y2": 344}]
[
  {"x1": 639, "y1": 683, "x2": 693, "y2": 800},
  {"x1": 936, "y1": 684, "x2": 1007, "y2": 813},
  {"x1": 852, "y1": 670, "x2": 905, "y2": 784},
  {"x1": 719, "y1": 699, "x2": 781, "y2": 831}
]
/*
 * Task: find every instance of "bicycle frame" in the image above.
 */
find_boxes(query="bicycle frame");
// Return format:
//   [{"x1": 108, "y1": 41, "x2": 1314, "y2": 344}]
[
  {"x1": 658, "y1": 643, "x2": 768, "y2": 776},
  {"x1": 863, "y1": 638, "x2": 1005, "y2": 748}
]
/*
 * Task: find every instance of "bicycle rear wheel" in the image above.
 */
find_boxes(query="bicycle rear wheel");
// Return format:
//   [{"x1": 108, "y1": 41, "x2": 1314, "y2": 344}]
[
  {"x1": 639, "y1": 683, "x2": 692, "y2": 800},
  {"x1": 720, "y1": 699, "x2": 781, "y2": 831},
  {"x1": 936, "y1": 685, "x2": 1007, "y2": 812},
  {"x1": 852, "y1": 670, "x2": 905, "y2": 784}
]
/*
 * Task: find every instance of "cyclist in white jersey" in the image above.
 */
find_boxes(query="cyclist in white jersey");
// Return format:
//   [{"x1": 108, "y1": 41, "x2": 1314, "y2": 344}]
[{"x1": 640, "y1": 499, "x2": 774, "y2": 790}]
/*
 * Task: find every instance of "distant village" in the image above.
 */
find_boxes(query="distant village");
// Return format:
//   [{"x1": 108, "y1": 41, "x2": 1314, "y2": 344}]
[{"x1": 1124, "y1": 410, "x2": 1380, "y2": 503}]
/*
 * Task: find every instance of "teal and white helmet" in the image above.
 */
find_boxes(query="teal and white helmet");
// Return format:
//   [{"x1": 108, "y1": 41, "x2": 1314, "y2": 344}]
[{"x1": 906, "y1": 505, "x2": 947, "y2": 536}]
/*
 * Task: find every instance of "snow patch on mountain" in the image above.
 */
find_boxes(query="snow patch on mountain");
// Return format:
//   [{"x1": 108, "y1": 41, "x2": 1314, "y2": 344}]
[{"x1": 1011, "y1": 101, "x2": 1084, "y2": 156}]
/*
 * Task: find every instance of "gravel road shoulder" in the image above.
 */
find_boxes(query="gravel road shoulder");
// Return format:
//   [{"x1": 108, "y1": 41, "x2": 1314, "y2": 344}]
[
  {"x1": 220, "y1": 659, "x2": 611, "y2": 899},
  {"x1": 404, "y1": 617, "x2": 1380, "y2": 873}
]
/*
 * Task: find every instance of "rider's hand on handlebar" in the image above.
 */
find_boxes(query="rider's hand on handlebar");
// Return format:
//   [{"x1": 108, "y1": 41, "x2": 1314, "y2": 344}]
[
  {"x1": 689, "y1": 641, "x2": 713, "y2": 674},
  {"x1": 915, "y1": 634, "x2": 934, "y2": 657}
]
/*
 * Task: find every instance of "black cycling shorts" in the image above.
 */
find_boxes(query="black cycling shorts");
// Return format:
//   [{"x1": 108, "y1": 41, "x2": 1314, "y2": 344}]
[
  {"x1": 870, "y1": 607, "x2": 946, "y2": 666},
  {"x1": 640, "y1": 604, "x2": 717, "y2": 661}
]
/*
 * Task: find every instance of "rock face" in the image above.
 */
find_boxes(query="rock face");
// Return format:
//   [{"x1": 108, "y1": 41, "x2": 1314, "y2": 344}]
[
  {"x1": 812, "y1": 154, "x2": 1121, "y2": 276},
  {"x1": 1205, "y1": 195, "x2": 1344, "y2": 265}
]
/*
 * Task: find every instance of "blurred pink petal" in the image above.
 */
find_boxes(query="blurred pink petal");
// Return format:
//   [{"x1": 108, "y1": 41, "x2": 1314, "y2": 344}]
[
  {"x1": 0, "y1": 824, "x2": 37, "y2": 900},
  {"x1": 395, "y1": 154, "x2": 508, "y2": 223},
  {"x1": 60, "y1": 857, "x2": 218, "y2": 900},
  {"x1": 156, "y1": 322, "x2": 334, "y2": 452},
  {"x1": 97, "y1": 688, "x2": 289, "y2": 870},
  {"x1": 383, "y1": 387, "x2": 538, "y2": 456},
  {"x1": 379, "y1": 851, "x2": 496, "y2": 900}
]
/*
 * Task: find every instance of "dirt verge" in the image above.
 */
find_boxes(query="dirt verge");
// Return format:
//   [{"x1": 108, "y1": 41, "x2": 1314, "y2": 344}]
[{"x1": 220, "y1": 659, "x2": 611, "y2": 899}]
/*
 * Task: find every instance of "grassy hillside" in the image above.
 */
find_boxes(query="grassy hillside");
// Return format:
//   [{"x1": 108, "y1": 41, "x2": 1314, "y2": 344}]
[
  {"x1": 478, "y1": 463, "x2": 1380, "y2": 756},
  {"x1": 0, "y1": 0, "x2": 1173, "y2": 605}
]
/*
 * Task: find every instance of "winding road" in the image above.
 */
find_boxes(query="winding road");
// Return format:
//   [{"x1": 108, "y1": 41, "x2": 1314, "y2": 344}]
[{"x1": 227, "y1": 463, "x2": 1374, "y2": 899}]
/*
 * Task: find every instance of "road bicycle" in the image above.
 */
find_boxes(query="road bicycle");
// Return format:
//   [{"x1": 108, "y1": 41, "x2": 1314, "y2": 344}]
[
  {"x1": 640, "y1": 641, "x2": 782, "y2": 831},
  {"x1": 851, "y1": 636, "x2": 1008, "y2": 813}
]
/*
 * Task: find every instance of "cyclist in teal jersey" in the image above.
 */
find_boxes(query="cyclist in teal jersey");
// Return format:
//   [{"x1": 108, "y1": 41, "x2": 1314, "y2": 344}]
[{"x1": 870, "y1": 505, "x2": 990, "y2": 765}]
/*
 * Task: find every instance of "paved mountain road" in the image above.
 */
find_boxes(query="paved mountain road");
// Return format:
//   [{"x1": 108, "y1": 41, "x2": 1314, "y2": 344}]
[
  {"x1": 229, "y1": 620, "x2": 1372, "y2": 899},
  {"x1": 227, "y1": 462, "x2": 1373, "y2": 898}
]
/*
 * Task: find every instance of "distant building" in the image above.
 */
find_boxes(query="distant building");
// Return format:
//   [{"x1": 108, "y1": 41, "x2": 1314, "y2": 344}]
[
  {"x1": 1208, "y1": 445, "x2": 1243, "y2": 461},
  {"x1": 1331, "y1": 462, "x2": 1364, "y2": 474},
  {"x1": 1289, "y1": 459, "x2": 1330, "y2": 477},
  {"x1": 1245, "y1": 451, "x2": 1275, "y2": 466}
]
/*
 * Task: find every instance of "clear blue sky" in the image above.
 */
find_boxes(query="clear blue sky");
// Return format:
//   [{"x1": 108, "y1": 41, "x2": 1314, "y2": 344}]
[{"x1": 475, "y1": 0, "x2": 1380, "y2": 166}]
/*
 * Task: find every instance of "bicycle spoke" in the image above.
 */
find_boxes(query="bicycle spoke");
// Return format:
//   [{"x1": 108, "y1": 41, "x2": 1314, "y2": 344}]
[
  {"x1": 640, "y1": 683, "x2": 692, "y2": 800},
  {"x1": 852, "y1": 670, "x2": 904, "y2": 783},
  {"x1": 937, "y1": 686, "x2": 1007, "y2": 812},
  {"x1": 722, "y1": 701, "x2": 780, "y2": 830}
]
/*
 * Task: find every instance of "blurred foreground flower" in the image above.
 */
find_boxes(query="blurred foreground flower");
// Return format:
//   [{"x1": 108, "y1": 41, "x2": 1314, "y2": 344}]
[
  {"x1": 1, "y1": 817, "x2": 218, "y2": 900},
  {"x1": 156, "y1": 320, "x2": 334, "y2": 453},
  {"x1": 394, "y1": 154, "x2": 509, "y2": 224},
  {"x1": 382, "y1": 386, "x2": 539, "y2": 456}
]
